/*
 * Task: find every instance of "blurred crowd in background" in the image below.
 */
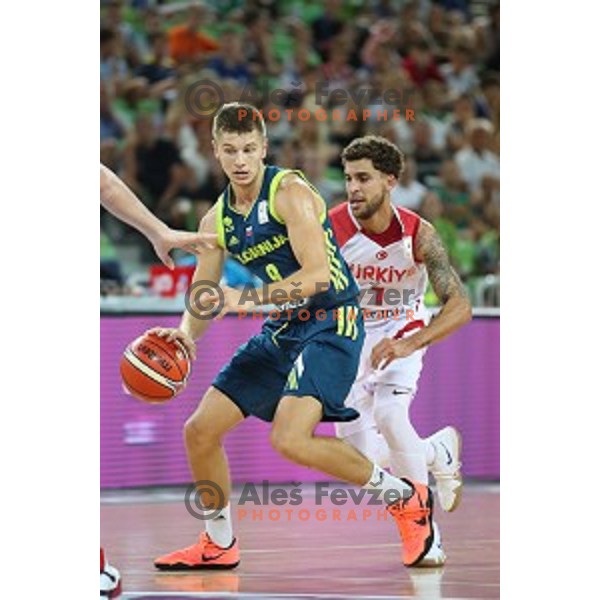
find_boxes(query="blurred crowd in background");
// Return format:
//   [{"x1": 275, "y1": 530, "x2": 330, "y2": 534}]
[{"x1": 101, "y1": 0, "x2": 500, "y2": 306}]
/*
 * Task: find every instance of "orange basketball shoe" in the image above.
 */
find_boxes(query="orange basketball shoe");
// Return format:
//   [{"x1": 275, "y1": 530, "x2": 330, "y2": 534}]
[
  {"x1": 387, "y1": 479, "x2": 435, "y2": 567},
  {"x1": 154, "y1": 533, "x2": 240, "y2": 571}
]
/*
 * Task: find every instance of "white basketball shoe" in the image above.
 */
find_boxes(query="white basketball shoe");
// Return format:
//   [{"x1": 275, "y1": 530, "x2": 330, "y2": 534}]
[
  {"x1": 427, "y1": 426, "x2": 463, "y2": 512},
  {"x1": 412, "y1": 521, "x2": 446, "y2": 568},
  {"x1": 100, "y1": 547, "x2": 122, "y2": 598}
]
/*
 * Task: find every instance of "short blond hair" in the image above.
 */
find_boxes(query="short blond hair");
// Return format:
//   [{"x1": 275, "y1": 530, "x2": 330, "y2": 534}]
[{"x1": 212, "y1": 102, "x2": 266, "y2": 139}]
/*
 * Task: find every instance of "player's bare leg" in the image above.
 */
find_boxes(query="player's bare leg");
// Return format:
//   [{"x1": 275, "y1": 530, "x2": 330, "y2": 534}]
[
  {"x1": 154, "y1": 387, "x2": 245, "y2": 571},
  {"x1": 183, "y1": 387, "x2": 245, "y2": 507},
  {"x1": 271, "y1": 396, "x2": 437, "y2": 567},
  {"x1": 271, "y1": 396, "x2": 376, "y2": 484}
]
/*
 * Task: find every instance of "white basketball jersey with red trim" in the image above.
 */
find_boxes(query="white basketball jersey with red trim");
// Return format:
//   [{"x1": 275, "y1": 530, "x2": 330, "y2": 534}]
[{"x1": 329, "y1": 202, "x2": 429, "y2": 335}]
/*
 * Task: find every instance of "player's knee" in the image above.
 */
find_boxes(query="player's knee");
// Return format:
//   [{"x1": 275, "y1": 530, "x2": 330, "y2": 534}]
[
  {"x1": 184, "y1": 415, "x2": 217, "y2": 454},
  {"x1": 373, "y1": 389, "x2": 411, "y2": 431},
  {"x1": 373, "y1": 409, "x2": 402, "y2": 445},
  {"x1": 270, "y1": 428, "x2": 306, "y2": 462},
  {"x1": 373, "y1": 404, "x2": 391, "y2": 433}
]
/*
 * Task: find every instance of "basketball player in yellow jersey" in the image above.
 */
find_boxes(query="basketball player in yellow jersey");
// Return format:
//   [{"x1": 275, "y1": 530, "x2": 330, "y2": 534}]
[
  {"x1": 100, "y1": 163, "x2": 216, "y2": 268},
  {"x1": 149, "y1": 103, "x2": 442, "y2": 570}
]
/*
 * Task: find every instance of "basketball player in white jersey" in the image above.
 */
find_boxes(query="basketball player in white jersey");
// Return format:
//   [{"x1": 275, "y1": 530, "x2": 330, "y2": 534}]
[{"x1": 330, "y1": 136, "x2": 472, "y2": 565}]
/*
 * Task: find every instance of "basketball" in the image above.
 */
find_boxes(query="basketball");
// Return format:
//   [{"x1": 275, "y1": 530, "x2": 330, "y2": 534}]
[{"x1": 120, "y1": 333, "x2": 191, "y2": 403}]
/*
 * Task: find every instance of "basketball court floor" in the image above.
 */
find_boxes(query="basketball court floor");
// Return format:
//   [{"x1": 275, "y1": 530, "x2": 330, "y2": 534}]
[{"x1": 101, "y1": 482, "x2": 499, "y2": 599}]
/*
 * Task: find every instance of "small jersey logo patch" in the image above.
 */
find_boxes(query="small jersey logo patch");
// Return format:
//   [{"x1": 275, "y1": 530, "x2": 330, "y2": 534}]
[
  {"x1": 223, "y1": 215, "x2": 234, "y2": 233},
  {"x1": 258, "y1": 200, "x2": 269, "y2": 224}
]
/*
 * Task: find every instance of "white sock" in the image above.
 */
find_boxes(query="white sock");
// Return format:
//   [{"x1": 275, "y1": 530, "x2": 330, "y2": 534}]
[
  {"x1": 373, "y1": 385, "x2": 429, "y2": 483},
  {"x1": 363, "y1": 463, "x2": 414, "y2": 504},
  {"x1": 206, "y1": 504, "x2": 233, "y2": 548}
]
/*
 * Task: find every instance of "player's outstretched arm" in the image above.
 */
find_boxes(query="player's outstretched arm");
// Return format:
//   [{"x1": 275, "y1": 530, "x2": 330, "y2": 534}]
[
  {"x1": 372, "y1": 219, "x2": 472, "y2": 369},
  {"x1": 147, "y1": 205, "x2": 225, "y2": 359},
  {"x1": 100, "y1": 163, "x2": 216, "y2": 269}
]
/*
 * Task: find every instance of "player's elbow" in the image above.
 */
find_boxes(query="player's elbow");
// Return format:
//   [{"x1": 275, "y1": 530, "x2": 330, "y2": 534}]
[{"x1": 458, "y1": 296, "x2": 472, "y2": 325}]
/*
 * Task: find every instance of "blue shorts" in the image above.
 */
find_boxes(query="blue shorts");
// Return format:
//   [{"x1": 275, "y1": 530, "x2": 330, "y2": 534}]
[{"x1": 212, "y1": 303, "x2": 365, "y2": 423}]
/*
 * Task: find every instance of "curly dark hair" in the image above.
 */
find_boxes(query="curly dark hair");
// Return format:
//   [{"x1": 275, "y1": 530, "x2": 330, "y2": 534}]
[
  {"x1": 212, "y1": 102, "x2": 266, "y2": 138},
  {"x1": 341, "y1": 136, "x2": 405, "y2": 178}
]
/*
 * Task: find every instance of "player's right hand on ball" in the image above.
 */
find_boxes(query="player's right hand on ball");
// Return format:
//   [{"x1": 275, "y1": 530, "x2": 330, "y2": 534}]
[{"x1": 146, "y1": 327, "x2": 197, "y2": 361}]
